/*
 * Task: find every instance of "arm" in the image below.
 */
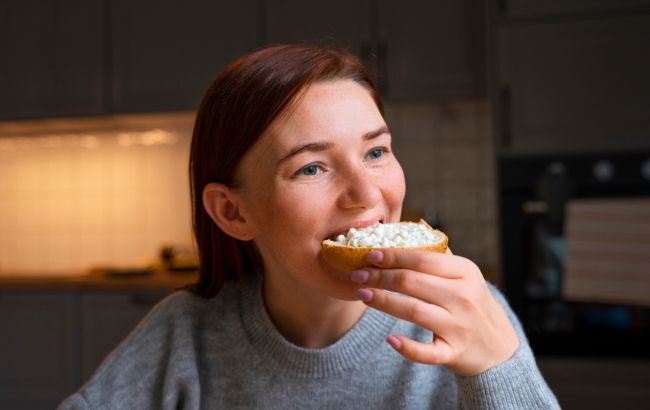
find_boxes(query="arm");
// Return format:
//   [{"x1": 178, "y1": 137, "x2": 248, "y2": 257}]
[{"x1": 454, "y1": 284, "x2": 561, "y2": 409}]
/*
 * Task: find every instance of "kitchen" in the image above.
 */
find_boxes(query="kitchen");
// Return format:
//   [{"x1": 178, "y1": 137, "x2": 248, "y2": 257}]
[{"x1": 1, "y1": 1, "x2": 649, "y2": 409}]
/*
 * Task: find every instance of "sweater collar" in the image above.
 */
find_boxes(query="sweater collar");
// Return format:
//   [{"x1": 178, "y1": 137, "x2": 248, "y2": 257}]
[{"x1": 239, "y1": 275, "x2": 397, "y2": 379}]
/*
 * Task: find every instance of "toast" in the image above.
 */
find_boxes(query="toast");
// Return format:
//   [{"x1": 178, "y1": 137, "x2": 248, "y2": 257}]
[{"x1": 321, "y1": 220, "x2": 448, "y2": 270}]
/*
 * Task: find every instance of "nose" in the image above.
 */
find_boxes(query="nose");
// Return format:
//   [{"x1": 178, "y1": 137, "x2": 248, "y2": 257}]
[{"x1": 336, "y1": 165, "x2": 382, "y2": 210}]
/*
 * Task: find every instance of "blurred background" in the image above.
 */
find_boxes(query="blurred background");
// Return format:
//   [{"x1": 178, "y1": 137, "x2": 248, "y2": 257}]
[{"x1": 0, "y1": 1, "x2": 649, "y2": 408}]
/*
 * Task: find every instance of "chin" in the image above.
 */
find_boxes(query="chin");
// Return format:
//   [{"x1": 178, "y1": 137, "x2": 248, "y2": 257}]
[{"x1": 320, "y1": 266, "x2": 361, "y2": 301}]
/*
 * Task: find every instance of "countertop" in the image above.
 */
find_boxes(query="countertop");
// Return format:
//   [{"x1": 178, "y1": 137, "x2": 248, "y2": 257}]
[{"x1": 0, "y1": 269, "x2": 198, "y2": 291}]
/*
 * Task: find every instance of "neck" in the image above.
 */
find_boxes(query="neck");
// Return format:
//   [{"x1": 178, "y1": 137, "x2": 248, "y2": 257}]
[{"x1": 262, "y1": 274, "x2": 367, "y2": 349}]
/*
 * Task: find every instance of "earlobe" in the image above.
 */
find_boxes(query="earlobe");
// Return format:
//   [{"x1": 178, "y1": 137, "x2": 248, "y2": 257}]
[{"x1": 202, "y1": 183, "x2": 255, "y2": 241}]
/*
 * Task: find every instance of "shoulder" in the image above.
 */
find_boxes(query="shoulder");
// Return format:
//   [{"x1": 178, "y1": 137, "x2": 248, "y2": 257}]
[
  {"x1": 134, "y1": 281, "x2": 241, "y2": 336},
  {"x1": 61, "y1": 281, "x2": 243, "y2": 408},
  {"x1": 107, "y1": 283, "x2": 241, "y2": 357}
]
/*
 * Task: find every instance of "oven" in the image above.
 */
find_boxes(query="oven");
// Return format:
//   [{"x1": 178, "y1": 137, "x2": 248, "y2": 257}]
[{"x1": 498, "y1": 151, "x2": 650, "y2": 358}]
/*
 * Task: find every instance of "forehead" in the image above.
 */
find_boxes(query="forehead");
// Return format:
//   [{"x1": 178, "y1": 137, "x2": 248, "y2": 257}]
[
  {"x1": 234, "y1": 79, "x2": 385, "y2": 185},
  {"x1": 258, "y1": 79, "x2": 382, "y2": 154}
]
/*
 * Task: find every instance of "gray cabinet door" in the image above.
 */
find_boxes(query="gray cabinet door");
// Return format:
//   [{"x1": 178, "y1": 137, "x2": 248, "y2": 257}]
[
  {"x1": 501, "y1": 0, "x2": 650, "y2": 18},
  {"x1": 0, "y1": 0, "x2": 104, "y2": 120},
  {"x1": 497, "y1": 15, "x2": 650, "y2": 154},
  {"x1": 262, "y1": 0, "x2": 371, "y2": 58},
  {"x1": 110, "y1": 0, "x2": 259, "y2": 113},
  {"x1": 80, "y1": 291, "x2": 166, "y2": 381},
  {"x1": 377, "y1": 0, "x2": 484, "y2": 99},
  {"x1": 0, "y1": 291, "x2": 79, "y2": 410}
]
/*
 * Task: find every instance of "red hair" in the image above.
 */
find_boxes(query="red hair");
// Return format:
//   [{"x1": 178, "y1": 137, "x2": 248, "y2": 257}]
[{"x1": 188, "y1": 45, "x2": 383, "y2": 298}]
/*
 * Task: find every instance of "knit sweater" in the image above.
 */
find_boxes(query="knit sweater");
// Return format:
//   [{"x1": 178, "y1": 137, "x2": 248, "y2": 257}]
[{"x1": 58, "y1": 275, "x2": 560, "y2": 409}]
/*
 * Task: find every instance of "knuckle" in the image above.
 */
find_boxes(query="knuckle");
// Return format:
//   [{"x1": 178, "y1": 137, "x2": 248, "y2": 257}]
[
  {"x1": 461, "y1": 257, "x2": 481, "y2": 279},
  {"x1": 454, "y1": 319, "x2": 472, "y2": 339},
  {"x1": 394, "y1": 270, "x2": 412, "y2": 290},
  {"x1": 456, "y1": 292, "x2": 477, "y2": 312},
  {"x1": 408, "y1": 302, "x2": 429, "y2": 323}
]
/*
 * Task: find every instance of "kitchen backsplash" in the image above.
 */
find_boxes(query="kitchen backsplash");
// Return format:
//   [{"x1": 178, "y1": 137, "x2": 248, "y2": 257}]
[
  {"x1": 386, "y1": 100, "x2": 498, "y2": 281},
  {"x1": 0, "y1": 102, "x2": 498, "y2": 280},
  {"x1": 0, "y1": 114, "x2": 195, "y2": 274}
]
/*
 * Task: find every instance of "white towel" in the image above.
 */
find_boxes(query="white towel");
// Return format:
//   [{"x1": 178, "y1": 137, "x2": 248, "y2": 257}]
[{"x1": 563, "y1": 197, "x2": 650, "y2": 306}]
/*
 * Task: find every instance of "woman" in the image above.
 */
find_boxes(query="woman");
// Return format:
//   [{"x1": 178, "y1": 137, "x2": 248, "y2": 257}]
[{"x1": 59, "y1": 45, "x2": 559, "y2": 409}]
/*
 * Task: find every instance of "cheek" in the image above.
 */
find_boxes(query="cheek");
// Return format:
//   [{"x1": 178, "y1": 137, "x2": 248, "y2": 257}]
[
  {"x1": 384, "y1": 162, "x2": 406, "y2": 205},
  {"x1": 253, "y1": 185, "x2": 323, "y2": 238}
]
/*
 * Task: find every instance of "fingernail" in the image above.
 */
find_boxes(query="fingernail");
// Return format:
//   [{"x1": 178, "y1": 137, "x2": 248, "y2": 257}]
[
  {"x1": 356, "y1": 288, "x2": 373, "y2": 302},
  {"x1": 387, "y1": 335, "x2": 402, "y2": 350},
  {"x1": 366, "y1": 250, "x2": 383, "y2": 263},
  {"x1": 351, "y1": 270, "x2": 369, "y2": 283}
]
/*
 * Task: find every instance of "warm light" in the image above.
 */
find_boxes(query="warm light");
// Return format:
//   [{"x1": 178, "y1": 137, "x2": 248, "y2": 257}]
[
  {"x1": 116, "y1": 129, "x2": 178, "y2": 147},
  {"x1": 0, "y1": 134, "x2": 101, "y2": 151}
]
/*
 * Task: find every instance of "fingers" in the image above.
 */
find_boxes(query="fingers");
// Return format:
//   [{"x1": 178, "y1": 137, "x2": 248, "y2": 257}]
[
  {"x1": 386, "y1": 335, "x2": 454, "y2": 366},
  {"x1": 366, "y1": 248, "x2": 483, "y2": 283},
  {"x1": 352, "y1": 267, "x2": 455, "y2": 308},
  {"x1": 358, "y1": 287, "x2": 452, "y2": 334},
  {"x1": 366, "y1": 248, "x2": 470, "y2": 280}
]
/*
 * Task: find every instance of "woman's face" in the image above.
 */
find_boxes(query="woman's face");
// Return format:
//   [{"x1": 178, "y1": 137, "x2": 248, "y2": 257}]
[{"x1": 235, "y1": 79, "x2": 405, "y2": 300}]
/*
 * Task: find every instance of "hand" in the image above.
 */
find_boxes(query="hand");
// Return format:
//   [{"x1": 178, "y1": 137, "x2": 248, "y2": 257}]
[{"x1": 352, "y1": 248, "x2": 519, "y2": 376}]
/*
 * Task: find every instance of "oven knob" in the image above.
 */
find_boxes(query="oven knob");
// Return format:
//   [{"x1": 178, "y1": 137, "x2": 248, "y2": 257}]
[
  {"x1": 642, "y1": 159, "x2": 650, "y2": 181},
  {"x1": 593, "y1": 160, "x2": 615, "y2": 182},
  {"x1": 547, "y1": 161, "x2": 566, "y2": 175}
]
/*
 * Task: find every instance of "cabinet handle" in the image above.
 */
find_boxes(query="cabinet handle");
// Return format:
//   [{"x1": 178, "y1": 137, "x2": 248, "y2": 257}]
[{"x1": 499, "y1": 85, "x2": 512, "y2": 149}]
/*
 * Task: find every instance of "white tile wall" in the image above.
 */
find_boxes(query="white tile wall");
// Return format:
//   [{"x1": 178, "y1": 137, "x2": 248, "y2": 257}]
[
  {"x1": 387, "y1": 99, "x2": 500, "y2": 282},
  {"x1": 0, "y1": 117, "x2": 194, "y2": 274}
]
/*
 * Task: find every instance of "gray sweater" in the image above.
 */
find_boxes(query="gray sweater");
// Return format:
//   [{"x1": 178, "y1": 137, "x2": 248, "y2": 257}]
[{"x1": 58, "y1": 276, "x2": 560, "y2": 409}]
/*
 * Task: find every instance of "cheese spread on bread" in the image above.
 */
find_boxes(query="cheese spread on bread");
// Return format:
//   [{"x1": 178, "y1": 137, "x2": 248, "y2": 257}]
[{"x1": 331, "y1": 221, "x2": 441, "y2": 248}]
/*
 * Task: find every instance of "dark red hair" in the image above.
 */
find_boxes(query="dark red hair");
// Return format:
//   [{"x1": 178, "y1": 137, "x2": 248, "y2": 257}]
[{"x1": 188, "y1": 44, "x2": 383, "y2": 298}]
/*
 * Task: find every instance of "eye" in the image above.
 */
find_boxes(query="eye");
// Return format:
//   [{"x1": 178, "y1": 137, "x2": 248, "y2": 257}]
[
  {"x1": 296, "y1": 164, "x2": 323, "y2": 177},
  {"x1": 366, "y1": 147, "x2": 387, "y2": 160}
]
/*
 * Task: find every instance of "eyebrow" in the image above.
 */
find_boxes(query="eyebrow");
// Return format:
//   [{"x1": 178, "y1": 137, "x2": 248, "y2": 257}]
[{"x1": 277, "y1": 125, "x2": 390, "y2": 165}]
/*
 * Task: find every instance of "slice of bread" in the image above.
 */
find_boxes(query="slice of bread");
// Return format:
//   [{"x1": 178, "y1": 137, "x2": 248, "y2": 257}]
[{"x1": 321, "y1": 220, "x2": 448, "y2": 270}]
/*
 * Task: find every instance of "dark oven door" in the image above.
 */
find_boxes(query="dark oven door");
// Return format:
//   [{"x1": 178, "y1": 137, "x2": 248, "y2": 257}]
[{"x1": 499, "y1": 152, "x2": 650, "y2": 358}]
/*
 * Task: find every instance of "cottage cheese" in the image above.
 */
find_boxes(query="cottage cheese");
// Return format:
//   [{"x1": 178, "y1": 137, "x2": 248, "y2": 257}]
[{"x1": 333, "y1": 222, "x2": 440, "y2": 248}]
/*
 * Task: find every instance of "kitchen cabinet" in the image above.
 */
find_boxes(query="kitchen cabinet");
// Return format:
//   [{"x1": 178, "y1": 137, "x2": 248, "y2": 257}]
[
  {"x1": 377, "y1": 0, "x2": 484, "y2": 99},
  {"x1": 498, "y1": 0, "x2": 650, "y2": 18},
  {"x1": 262, "y1": 0, "x2": 484, "y2": 100},
  {"x1": 262, "y1": 0, "x2": 371, "y2": 58},
  {"x1": 0, "y1": 288, "x2": 167, "y2": 409},
  {"x1": 1, "y1": 0, "x2": 486, "y2": 120},
  {"x1": 0, "y1": 0, "x2": 104, "y2": 120},
  {"x1": 0, "y1": 291, "x2": 79, "y2": 410},
  {"x1": 80, "y1": 291, "x2": 166, "y2": 381},
  {"x1": 495, "y1": 14, "x2": 650, "y2": 154},
  {"x1": 110, "y1": 0, "x2": 259, "y2": 113}
]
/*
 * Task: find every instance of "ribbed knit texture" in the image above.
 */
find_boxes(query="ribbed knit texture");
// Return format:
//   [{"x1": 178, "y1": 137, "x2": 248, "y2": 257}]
[
  {"x1": 241, "y1": 280, "x2": 398, "y2": 379},
  {"x1": 58, "y1": 275, "x2": 561, "y2": 409}
]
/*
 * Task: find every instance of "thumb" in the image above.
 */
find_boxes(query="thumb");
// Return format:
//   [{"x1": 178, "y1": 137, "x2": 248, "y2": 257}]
[{"x1": 386, "y1": 335, "x2": 452, "y2": 366}]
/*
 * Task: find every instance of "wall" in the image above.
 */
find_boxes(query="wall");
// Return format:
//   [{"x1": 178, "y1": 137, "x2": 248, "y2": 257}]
[
  {"x1": 0, "y1": 103, "x2": 498, "y2": 280},
  {"x1": 0, "y1": 114, "x2": 194, "y2": 274},
  {"x1": 387, "y1": 100, "x2": 499, "y2": 281}
]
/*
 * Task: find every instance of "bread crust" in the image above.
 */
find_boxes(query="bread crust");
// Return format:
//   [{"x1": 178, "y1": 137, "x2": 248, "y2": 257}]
[{"x1": 321, "y1": 221, "x2": 448, "y2": 270}]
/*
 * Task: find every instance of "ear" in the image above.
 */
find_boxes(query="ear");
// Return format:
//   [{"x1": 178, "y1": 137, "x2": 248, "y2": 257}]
[{"x1": 202, "y1": 183, "x2": 255, "y2": 241}]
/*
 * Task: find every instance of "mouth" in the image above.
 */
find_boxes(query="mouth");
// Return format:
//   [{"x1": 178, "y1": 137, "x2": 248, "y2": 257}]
[{"x1": 325, "y1": 216, "x2": 384, "y2": 241}]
